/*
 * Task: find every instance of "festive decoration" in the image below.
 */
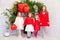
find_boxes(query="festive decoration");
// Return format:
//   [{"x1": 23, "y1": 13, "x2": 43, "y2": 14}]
[
  {"x1": 12, "y1": 0, "x2": 43, "y2": 15},
  {"x1": 3, "y1": 0, "x2": 43, "y2": 24},
  {"x1": 23, "y1": 6, "x2": 30, "y2": 13},
  {"x1": 18, "y1": 4, "x2": 24, "y2": 12},
  {"x1": 11, "y1": 24, "x2": 17, "y2": 30},
  {"x1": 18, "y1": 3, "x2": 30, "y2": 13}
]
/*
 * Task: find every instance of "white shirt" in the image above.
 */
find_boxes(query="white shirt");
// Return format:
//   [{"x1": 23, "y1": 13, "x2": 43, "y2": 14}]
[{"x1": 14, "y1": 17, "x2": 24, "y2": 30}]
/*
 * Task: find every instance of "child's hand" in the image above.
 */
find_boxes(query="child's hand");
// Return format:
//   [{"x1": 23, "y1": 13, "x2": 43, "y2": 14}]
[
  {"x1": 48, "y1": 22, "x2": 49, "y2": 24},
  {"x1": 40, "y1": 23, "x2": 42, "y2": 25}
]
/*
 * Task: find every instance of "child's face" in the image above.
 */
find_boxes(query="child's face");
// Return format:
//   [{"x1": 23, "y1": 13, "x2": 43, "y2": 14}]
[
  {"x1": 18, "y1": 12, "x2": 22, "y2": 17},
  {"x1": 28, "y1": 13, "x2": 32, "y2": 17},
  {"x1": 42, "y1": 6, "x2": 46, "y2": 11},
  {"x1": 35, "y1": 15, "x2": 39, "y2": 19}
]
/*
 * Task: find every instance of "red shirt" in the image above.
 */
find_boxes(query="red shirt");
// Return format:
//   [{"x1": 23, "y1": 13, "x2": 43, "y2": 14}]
[{"x1": 24, "y1": 17, "x2": 34, "y2": 26}]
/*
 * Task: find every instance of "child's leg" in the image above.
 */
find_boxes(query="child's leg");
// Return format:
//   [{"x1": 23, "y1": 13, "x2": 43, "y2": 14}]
[
  {"x1": 27, "y1": 31, "x2": 31, "y2": 38},
  {"x1": 18, "y1": 29, "x2": 21, "y2": 37},
  {"x1": 42, "y1": 27, "x2": 46, "y2": 38},
  {"x1": 31, "y1": 32, "x2": 34, "y2": 37},
  {"x1": 44, "y1": 26, "x2": 49, "y2": 36},
  {"x1": 34, "y1": 31, "x2": 38, "y2": 37}
]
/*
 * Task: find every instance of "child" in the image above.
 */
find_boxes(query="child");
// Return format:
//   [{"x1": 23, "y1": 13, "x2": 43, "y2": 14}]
[
  {"x1": 14, "y1": 12, "x2": 24, "y2": 37},
  {"x1": 39, "y1": 5, "x2": 50, "y2": 38},
  {"x1": 34, "y1": 15, "x2": 40, "y2": 38},
  {"x1": 24, "y1": 12, "x2": 34, "y2": 38}
]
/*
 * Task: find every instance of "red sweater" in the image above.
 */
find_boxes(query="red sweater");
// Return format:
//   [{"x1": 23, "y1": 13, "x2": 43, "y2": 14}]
[
  {"x1": 24, "y1": 17, "x2": 34, "y2": 26},
  {"x1": 39, "y1": 11, "x2": 49, "y2": 26}
]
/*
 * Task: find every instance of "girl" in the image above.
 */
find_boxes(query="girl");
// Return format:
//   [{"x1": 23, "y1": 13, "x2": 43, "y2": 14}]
[
  {"x1": 39, "y1": 5, "x2": 50, "y2": 38},
  {"x1": 24, "y1": 12, "x2": 34, "y2": 38},
  {"x1": 34, "y1": 15, "x2": 40, "y2": 38},
  {"x1": 14, "y1": 12, "x2": 24, "y2": 37}
]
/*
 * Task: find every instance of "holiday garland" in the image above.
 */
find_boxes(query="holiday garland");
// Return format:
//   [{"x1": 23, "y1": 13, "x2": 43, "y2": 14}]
[{"x1": 12, "y1": 0, "x2": 43, "y2": 15}]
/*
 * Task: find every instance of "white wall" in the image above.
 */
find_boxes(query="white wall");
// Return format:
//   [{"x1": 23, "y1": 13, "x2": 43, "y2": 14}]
[
  {"x1": 0, "y1": 0, "x2": 60, "y2": 37},
  {"x1": 0, "y1": 0, "x2": 20, "y2": 35}
]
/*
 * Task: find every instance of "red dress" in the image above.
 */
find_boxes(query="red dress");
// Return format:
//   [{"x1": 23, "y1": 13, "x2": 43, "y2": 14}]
[
  {"x1": 39, "y1": 11, "x2": 49, "y2": 26},
  {"x1": 24, "y1": 17, "x2": 34, "y2": 26},
  {"x1": 34, "y1": 19, "x2": 40, "y2": 31}
]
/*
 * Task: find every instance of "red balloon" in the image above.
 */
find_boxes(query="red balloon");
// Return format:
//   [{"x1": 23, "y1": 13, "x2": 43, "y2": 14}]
[
  {"x1": 23, "y1": 6, "x2": 30, "y2": 13},
  {"x1": 18, "y1": 4, "x2": 24, "y2": 12},
  {"x1": 11, "y1": 24, "x2": 17, "y2": 30},
  {"x1": 24, "y1": 3, "x2": 28, "y2": 7},
  {"x1": 18, "y1": 3, "x2": 30, "y2": 13}
]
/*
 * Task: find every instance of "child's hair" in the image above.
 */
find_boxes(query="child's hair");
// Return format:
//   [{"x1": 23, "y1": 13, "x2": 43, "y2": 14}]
[
  {"x1": 27, "y1": 12, "x2": 32, "y2": 17},
  {"x1": 17, "y1": 12, "x2": 22, "y2": 17}
]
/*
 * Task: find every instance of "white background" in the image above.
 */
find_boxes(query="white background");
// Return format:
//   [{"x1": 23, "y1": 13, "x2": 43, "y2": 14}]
[{"x1": 0, "y1": 0, "x2": 60, "y2": 37}]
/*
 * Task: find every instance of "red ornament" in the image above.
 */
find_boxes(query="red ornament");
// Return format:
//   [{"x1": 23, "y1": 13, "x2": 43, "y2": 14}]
[{"x1": 11, "y1": 24, "x2": 17, "y2": 30}]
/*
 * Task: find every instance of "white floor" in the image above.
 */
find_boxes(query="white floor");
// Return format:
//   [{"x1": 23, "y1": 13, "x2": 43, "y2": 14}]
[{"x1": 0, "y1": 36, "x2": 60, "y2": 40}]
